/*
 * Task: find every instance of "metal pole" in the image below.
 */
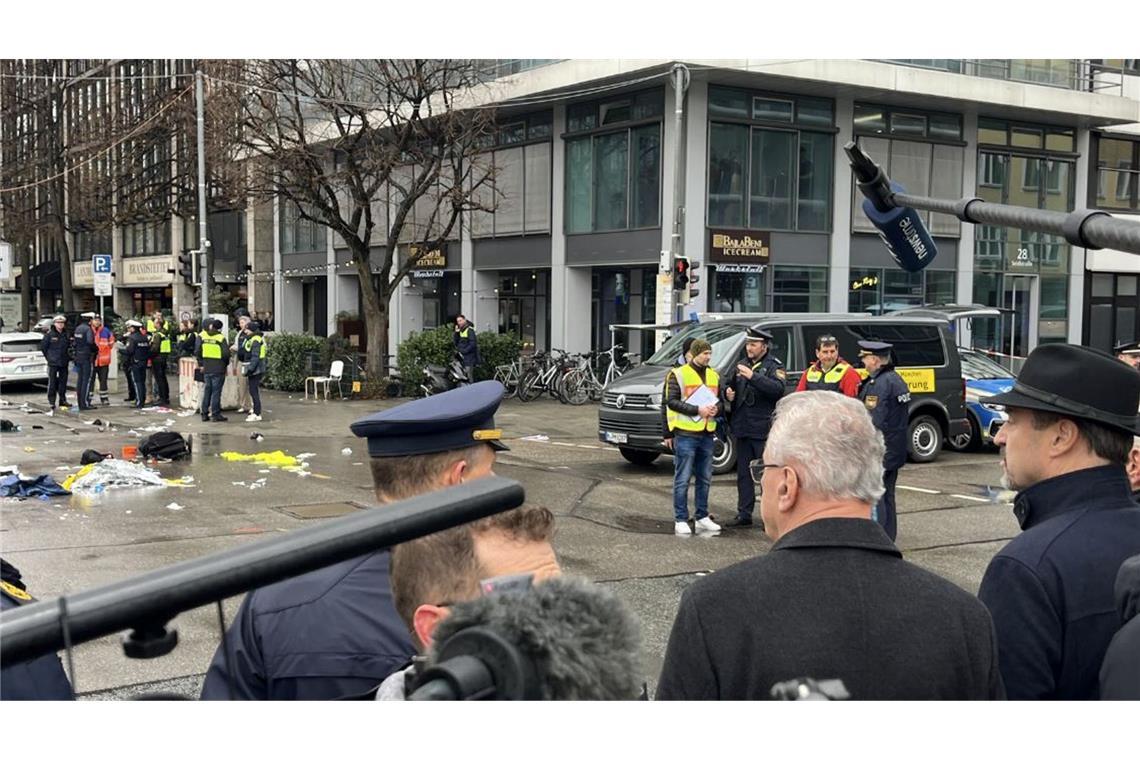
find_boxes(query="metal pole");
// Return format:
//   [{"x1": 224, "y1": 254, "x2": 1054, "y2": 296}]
[
  {"x1": 195, "y1": 70, "x2": 210, "y2": 322},
  {"x1": 670, "y1": 63, "x2": 689, "y2": 322}
]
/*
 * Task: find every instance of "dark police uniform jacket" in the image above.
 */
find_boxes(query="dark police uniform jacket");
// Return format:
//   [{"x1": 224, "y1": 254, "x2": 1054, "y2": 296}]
[
  {"x1": 453, "y1": 325, "x2": 480, "y2": 367},
  {"x1": 0, "y1": 560, "x2": 74, "y2": 700},
  {"x1": 656, "y1": 518, "x2": 1004, "y2": 700},
  {"x1": 40, "y1": 328, "x2": 71, "y2": 367},
  {"x1": 71, "y1": 322, "x2": 94, "y2": 363},
  {"x1": 123, "y1": 331, "x2": 151, "y2": 369},
  {"x1": 978, "y1": 465, "x2": 1140, "y2": 699},
  {"x1": 858, "y1": 365, "x2": 910, "y2": 472},
  {"x1": 726, "y1": 350, "x2": 785, "y2": 440},
  {"x1": 200, "y1": 550, "x2": 416, "y2": 700},
  {"x1": 1100, "y1": 554, "x2": 1140, "y2": 699}
]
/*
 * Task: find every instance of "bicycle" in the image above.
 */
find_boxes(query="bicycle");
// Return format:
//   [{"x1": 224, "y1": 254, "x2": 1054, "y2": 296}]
[
  {"x1": 518, "y1": 350, "x2": 571, "y2": 403},
  {"x1": 560, "y1": 352, "x2": 605, "y2": 405},
  {"x1": 493, "y1": 355, "x2": 527, "y2": 399}
]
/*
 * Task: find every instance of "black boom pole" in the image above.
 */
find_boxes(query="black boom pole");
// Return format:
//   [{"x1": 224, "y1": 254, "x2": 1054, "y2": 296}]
[
  {"x1": 846, "y1": 141, "x2": 1140, "y2": 255},
  {"x1": 0, "y1": 476, "x2": 526, "y2": 667}
]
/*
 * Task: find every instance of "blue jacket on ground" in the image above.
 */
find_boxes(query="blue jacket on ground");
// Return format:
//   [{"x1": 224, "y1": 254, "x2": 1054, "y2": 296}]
[
  {"x1": 859, "y1": 365, "x2": 910, "y2": 471},
  {"x1": 978, "y1": 465, "x2": 1140, "y2": 699},
  {"x1": 200, "y1": 550, "x2": 416, "y2": 700}
]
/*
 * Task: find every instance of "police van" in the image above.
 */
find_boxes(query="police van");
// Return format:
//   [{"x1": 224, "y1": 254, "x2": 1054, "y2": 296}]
[{"x1": 598, "y1": 313, "x2": 969, "y2": 474}]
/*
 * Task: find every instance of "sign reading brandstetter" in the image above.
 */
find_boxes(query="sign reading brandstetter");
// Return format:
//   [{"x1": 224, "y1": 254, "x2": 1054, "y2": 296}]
[
  {"x1": 708, "y1": 229, "x2": 771, "y2": 273},
  {"x1": 122, "y1": 255, "x2": 173, "y2": 286}
]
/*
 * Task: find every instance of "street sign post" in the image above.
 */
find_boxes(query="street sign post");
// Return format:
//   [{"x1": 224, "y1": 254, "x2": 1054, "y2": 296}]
[{"x1": 93, "y1": 254, "x2": 112, "y2": 317}]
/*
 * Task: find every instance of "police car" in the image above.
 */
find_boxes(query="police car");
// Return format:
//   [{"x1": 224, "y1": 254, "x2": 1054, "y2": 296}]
[
  {"x1": 946, "y1": 347, "x2": 1014, "y2": 452},
  {"x1": 0, "y1": 332, "x2": 49, "y2": 385}
]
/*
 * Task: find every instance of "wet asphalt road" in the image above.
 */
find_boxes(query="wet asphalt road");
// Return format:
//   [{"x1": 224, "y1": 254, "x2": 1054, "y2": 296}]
[{"x1": 0, "y1": 380, "x2": 1016, "y2": 698}]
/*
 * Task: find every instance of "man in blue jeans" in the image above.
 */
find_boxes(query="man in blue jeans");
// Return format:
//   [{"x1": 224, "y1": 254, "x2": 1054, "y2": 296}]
[
  {"x1": 663, "y1": 338, "x2": 722, "y2": 536},
  {"x1": 197, "y1": 319, "x2": 231, "y2": 422}
]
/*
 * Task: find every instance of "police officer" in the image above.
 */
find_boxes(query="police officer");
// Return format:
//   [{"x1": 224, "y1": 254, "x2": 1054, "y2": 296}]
[
  {"x1": 121, "y1": 319, "x2": 151, "y2": 410},
  {"x1": 1115, "y1": 340, "x2": 1140, "y2": 371},
  {"x1": 72, "y1": 312, "x2": 96, "y2": 410},
  {"x1": 795, "y1": 333, "x2": 861, "y2": 396},
  {"x1": 197, "y1": 319, "x2": 230, "y2": 422},
  {"x1": 149, "y1": 312, "x2": 173, "y2": 406},
  {"x1": 453, "y1": 314, "x2": 480, "y2": 383},
  {"x1": 0, "y1": 559, "x2": 74, "y2": 700},
  {"x1": 200, "y1": 381, "x2": 512, "y2": 700},
  {"x1": 857, "y1": 340, "x2": 910, "y2": 541},
  {"x1": 241, "y1": 320, "x2": 267, "y2": 422},
  {"x1": 723, "y1": 327, "x2": 786, "y2": 528},
  {"x1": 39, "y1": 315, "x2": 71, "y2": 411}
]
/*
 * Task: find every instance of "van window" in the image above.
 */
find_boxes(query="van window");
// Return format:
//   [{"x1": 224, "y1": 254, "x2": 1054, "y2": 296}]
[
  {"x1": 763, "y1": 325, "x2": 795, "y2": 368},
  {"x1": 802, "y1": 324, "x2": 946, "y2": 367},
  {"x1": 646, "y1": 323, "x2": 747, "y2": 368}
]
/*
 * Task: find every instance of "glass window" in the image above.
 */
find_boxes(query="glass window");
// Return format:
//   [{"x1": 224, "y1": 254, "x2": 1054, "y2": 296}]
[
  {"x1": 1119, "y1": 275, "x2": 1138, "y2": 297},
  {"x1": 928, "y1": 113, "x2": 962, "y2": 141},
  {"x1": 749, "y1": 129, "x2": 795, "y2": 229},
  {"x1": 772, "y1": 266, "x2": 827, "y2": 312},
  {"x1": 890, "y1": 140, "x2": 933, "y2": 226},
  {"x1": 853, "y1": 104, "x2": 886, "y2": 134},
  {"x1": 632, "y1": 90, "x2": 664, "y2": 121},
  {"x1": 882, "y1": 268, "x2": 925, "y2": 312},
  {"x1": 499, "y1": 122, "x2": 525, "y2": 145},
  {"x1": 890, "y1": 112, "x2": 927, "y2": 137},
  {"x1": 565, "y1": 138, "x2": 592, "y2": 233},
  {"x1": 796, "y1": 98, "x2": 833, "y2": 127},
  {"x1": 848, "y1": 268, "x2": 881, "y2": 314},
  {"x1": 526, "y1": 112, "x2": 552, "y2": 140},
  {"x1": 631, "y1": 125, "x2": 661, "y2": 228},
  {"x1": 978, "y1": 119, "x2": 1008, "y2": 146},
  {"x1": 1039, "y1": 274, "x2": 1068, "y2": 343},
  {"x1": 567, "y1": 102, "x2": 595, "y2": 133},
  {"x1": 1011, "y1": 126, "x2": 1044, "y2": 149},
  {"x1": 797, "y1": 131, "x2": 833, "y2": 232},
  {"x1": 708, "y1": 123, "x2": 748, "y2": 227},
  {"x1": 930, "y1": 144, "x2": 963, "y2": 235},
  {"x1": 592, "y1": 132, "x2": 629, "y2": 231},
  {"x1": 708, "y1": 87, "x2": 749, "y2": 119},
  {"x1": 494, "y1": 147, "x2": 524, "y2": 235},
  {"x1": 925, "y1": 270, "x2": 956, "y2": 305},
  {"x1": 1045, "y1": 129, "x2": 1074, "y2": 153},
  {"x1": 852, "y1": 137, "x2": 889, "y2": 233},
  {"x1": 711, "y1": 268, "x2": 766, "y2": 313},
  {"x1": 1091, "y1": 273, "x2": 1114, "y2": 298},
  {"x1": 753, "y1": 97, "x2": 793, "y2": 123},
  {"x1": 523, "y1": 142, "x2": 551, "y2": 233},
  {"x1": 600, "y1": 100, "x2": 632, "y2": 126}
]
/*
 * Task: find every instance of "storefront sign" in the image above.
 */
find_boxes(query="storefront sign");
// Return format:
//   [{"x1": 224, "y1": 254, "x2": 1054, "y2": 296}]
[
  {"x1": 709, "y1": 229, "x2": 771, "y2": 267},
  {"x1": 851, "y1": 274, "x2": 879, "y2": 291},
  {"x1": 73, "y1": 261, "x2": 93, "y2": 287},
  {"x1": 412, "y1": 269, "x2": 444, "y2": 279},
  {"x1": 409, "y1": 245, "x2": 447, "y2": 270},
  {"x1": 123, "y1": 255, "x2": 173, "y2": 286},
  {"x1": 715, "y1": 263, "x2": 766, "y2": 274}
]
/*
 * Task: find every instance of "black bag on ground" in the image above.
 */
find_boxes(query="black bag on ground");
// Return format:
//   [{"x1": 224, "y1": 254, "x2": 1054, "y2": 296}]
[{"x1": 138, "y1": 431, "x2": 191, "y2": 460}]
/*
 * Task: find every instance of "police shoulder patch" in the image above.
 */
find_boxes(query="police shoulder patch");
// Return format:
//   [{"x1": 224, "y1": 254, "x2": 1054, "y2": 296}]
[
  {"x1": 865, "y1": 395, "x2": 879, "y2": 410},
  {"x1": 1, "y1": 580, "x2": 33, "y2": 603},
  {"x1": 776, "y1": 368, "x2": 787, "y2": 380}
]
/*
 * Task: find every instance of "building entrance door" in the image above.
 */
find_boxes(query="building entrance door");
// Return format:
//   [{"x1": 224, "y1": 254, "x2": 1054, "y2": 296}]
[{"x1": 1002, "y1": 274, "x2": 1035, "y2": 371}]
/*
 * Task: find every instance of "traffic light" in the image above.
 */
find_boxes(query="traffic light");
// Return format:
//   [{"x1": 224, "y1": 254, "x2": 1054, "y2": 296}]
[
  {"x1": 178, "y1": 249, "x2": 198, "y2": 286},
  {"x1": 673, "y1": 256, "x2": 691, "y2": 304},
  {"x1": 687, "y1": 260, "x2": 701, "y2": 303}
]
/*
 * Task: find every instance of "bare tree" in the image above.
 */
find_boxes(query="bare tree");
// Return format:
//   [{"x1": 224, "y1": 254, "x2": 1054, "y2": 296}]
[{"x1": 231, "y1": 59, "x2": 496, "y2": 374}]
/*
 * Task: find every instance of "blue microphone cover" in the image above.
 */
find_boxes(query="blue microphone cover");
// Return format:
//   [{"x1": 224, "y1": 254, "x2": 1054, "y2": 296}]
[{"x1": 861, "y1": 182, "x2": 938, "y2": 272}]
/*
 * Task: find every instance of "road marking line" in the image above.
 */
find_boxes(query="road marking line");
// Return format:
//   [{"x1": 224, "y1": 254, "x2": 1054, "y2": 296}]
[
  {"x1": 575, "y1": 445, "x2": 600, "y2": 449},
  {"x1": 549, "y1": 441, "x2": 577, "y2": 447},
  {"x1": 898, "y1": 485, "x2": 941, "y2": 494},
  {"x1": 950, "y1": 494, "x2": 990, "y2": 503}
]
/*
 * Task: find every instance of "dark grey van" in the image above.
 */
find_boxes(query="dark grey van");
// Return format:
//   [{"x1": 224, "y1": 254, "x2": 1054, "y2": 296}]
[{"x1": 598, "y1": 313, "x2": 969, "y2": 474}]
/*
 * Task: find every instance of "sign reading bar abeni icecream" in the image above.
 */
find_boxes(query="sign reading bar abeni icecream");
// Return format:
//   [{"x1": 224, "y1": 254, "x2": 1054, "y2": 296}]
[
  {"x1": 708, "y1": 229, "x2": 771, "y2": 273},
  {"x1": 122, "y1": 255, "x2": 173, "y2": 286}
]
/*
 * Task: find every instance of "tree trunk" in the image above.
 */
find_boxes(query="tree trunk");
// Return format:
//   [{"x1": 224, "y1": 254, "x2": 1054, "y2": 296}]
[{"x1": 54, "y1": 214, "x2": 74, "y2": 312}]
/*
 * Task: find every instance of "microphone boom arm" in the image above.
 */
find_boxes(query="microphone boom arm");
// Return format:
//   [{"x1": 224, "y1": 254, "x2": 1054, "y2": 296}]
[{"x1": 846, "y1": 141, "x2": 1140, "y2": 255}]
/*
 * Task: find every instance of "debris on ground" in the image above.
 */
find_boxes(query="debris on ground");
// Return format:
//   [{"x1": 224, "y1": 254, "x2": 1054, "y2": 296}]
[
  {"x1": 295, "y1": 453, "x2": 316, "y2": 461},
  {"x1": 0, "y1": 474, "x2": 71, "y2": 498},
  {"x1": 62, "y1": 460, "x2": 168, "y2": 492},
  {"x1": 165, "y1": 502, "x2": 185, "y2": 511},
  {"x1": 176, "y1": 410, "x2": 197, "y2": 418},
  {"x1": 1, "y1": 419, "x2": 20, "y2": 433},
  {"x1": 22, "y1": 446, "x2": 35, "y2": 453},
  {"x1": 80, "y1": 449, "x2": 113, "y2": 465},
  {"x1": 220, "y1": 450, "x2": 299, "y2": 468},
  {"x1": 341, "y1": 447, "x2": 352, "y2": 455},
  {"x1": 250, "y1": 432, "x2": 264, "y2": 441},
  {"x1": 352, "y1": 462, "x2": 364, "y2": 466}
]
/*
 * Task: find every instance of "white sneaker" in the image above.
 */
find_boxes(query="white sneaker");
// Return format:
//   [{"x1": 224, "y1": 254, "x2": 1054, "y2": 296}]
[
  {"x1": 236, "y1": 407, "x2": 248, "y2": 414},
  {"x1": 674, "y1": 521, "x2": 692, "y2": 536},
  {"x1": 695, "y1": 516, "x2": 722, "y2": 534},
  {"x1": 245, "y1": 413, "x2": 262, "y2": 422}
]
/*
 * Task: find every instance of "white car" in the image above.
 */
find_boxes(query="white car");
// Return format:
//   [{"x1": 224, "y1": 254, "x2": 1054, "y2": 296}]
[{"x1": 0, "y1": 332, "x2": 49, "y2": 385}]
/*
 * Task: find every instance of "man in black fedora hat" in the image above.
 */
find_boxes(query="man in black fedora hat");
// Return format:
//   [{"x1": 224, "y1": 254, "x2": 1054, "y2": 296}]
[{"x1": 978, "y1": 343, "x2": 1140, "y2": 699}]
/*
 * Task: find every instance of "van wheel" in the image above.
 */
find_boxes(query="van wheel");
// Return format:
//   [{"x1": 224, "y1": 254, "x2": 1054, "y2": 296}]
[
  {"x1": 947, "y1": 413, "x2": 981, "y2": 453},
  {"x1": 619, "y1": 447, "x2": 659, "y2": 466},
  {"x1": 908, "y1": 415, "x2": 943, "y2": 463},
  {"x1": 712, "y1": 435, "x2": 736, "y2": 475}
]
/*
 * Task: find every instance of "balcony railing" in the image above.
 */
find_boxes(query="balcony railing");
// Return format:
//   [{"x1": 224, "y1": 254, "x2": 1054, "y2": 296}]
[
  {"x1": 479, "y1": 59, "x2": 564, "y2": 80},
  {"x1": 877, "y1": 59, "x2": 1133, "y2": 95}
]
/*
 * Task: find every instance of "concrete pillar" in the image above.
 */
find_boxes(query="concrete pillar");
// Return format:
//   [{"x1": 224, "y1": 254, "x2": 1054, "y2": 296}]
[
  {"x1": 958, "y1": 112, "x2": 979, "y2": 338},
  {"x1": 1069, "y1": 128, "x2": 1090, "y2": 345},
  {"x1": 684, "y1": 78, "x2": 710, "y2": 316},
  {"x1": 326, "y1": 224, "x2": 338, "y2": 336},
  {"x1": 474, "y1": 269, "x2": 498, "y2": 334},
  {"x1": 549, "y1": 102, "x2": 572, "y2": 350},
  {"x1": 272, "y1": 196, "x2": 283, "y2": 327},
  {"x1": 829, "y1": 97, "x2": 854, "y2": 313},
  {"x1": 246, "y1": 200, "x2": 275, "y2": 317},
  {"x1": 461, "y1": 215, "x2": 475, "y2": 319}
]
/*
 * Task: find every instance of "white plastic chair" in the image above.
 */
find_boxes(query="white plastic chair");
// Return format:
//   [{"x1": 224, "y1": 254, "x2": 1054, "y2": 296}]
[{"x1": 305, "y1": 360, "x2": 344, "y2": 401}]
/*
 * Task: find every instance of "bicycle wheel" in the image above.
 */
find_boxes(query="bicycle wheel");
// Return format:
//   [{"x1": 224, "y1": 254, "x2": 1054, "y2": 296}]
[
  {"x1": 518, "y1": 368, "x2": 544, "y2": 402},
  {"x1": 587, "y1": 374, "x2": 605, "y2": 402},
  {"x1": 494, "y1": 366, "x2": 519, "y2": 399},
  {"x1": 561, "y1": 369, "x2": 590, "y2": 406}
]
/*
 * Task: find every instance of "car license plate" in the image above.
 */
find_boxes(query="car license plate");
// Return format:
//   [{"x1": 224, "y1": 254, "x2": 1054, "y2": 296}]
[
  {"x1": 18, "y1": 364, "x2": 42, "y2": 373},
  {"x1": 604, "y1": 431, "x2": 628, "y2": 444}
]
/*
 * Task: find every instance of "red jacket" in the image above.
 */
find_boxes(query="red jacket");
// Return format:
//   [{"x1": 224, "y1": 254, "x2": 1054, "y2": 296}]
[{"x1": 94, "y1": 327, "x2": 116, "y2": 367}]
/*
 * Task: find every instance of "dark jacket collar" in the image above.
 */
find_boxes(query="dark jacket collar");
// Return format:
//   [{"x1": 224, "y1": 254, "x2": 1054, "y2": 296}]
[
  {"x1": 1013, "y1": 464, "x2": 1132, "y2": 530},
  {"x1": 772, "y1": 516, "x2": 901, "y2": 557}
]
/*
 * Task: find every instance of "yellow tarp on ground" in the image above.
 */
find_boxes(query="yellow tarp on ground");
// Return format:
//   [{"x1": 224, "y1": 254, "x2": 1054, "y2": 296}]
[{"x1": 219, "y1": 450, "x2": 300, "y2": 468}]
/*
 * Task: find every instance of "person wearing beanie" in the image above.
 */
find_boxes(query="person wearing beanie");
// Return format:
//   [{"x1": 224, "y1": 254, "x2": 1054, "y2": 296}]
[
  {"x1": 241, "y1": 320, "x2": 268, "y2": 422},
  {"x1": 197, "y1": 318, "x2": 231, "y2": 422},
  {"x1": 663, "y1": 336, "x2": 722, "y2": 536}
]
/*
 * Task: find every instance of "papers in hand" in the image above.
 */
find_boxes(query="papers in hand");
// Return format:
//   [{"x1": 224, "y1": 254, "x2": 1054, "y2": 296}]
[{"x1": 684, "y1": 384, "x2": 718, "y2": 422}]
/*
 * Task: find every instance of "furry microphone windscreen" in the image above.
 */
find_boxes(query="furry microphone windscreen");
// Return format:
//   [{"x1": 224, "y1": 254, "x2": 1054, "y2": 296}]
[{"x1": 427, "y1": 576, "x2": 644, "y2": 700}]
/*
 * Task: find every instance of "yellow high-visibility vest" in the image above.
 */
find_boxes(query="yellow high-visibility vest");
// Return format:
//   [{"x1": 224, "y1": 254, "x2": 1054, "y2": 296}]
[
  {"x1": 243, "y1": 335, "x2": 266, "y2": 359},
  {"x1": 200, "y1": 331, "x2": 224, "y2": 360},
  {"x1": 665, "y1": 364, "x2": 719, "y2": 433},
  {"x1": 804, "y1": 361, "x2": 853, "y2": 391}
]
